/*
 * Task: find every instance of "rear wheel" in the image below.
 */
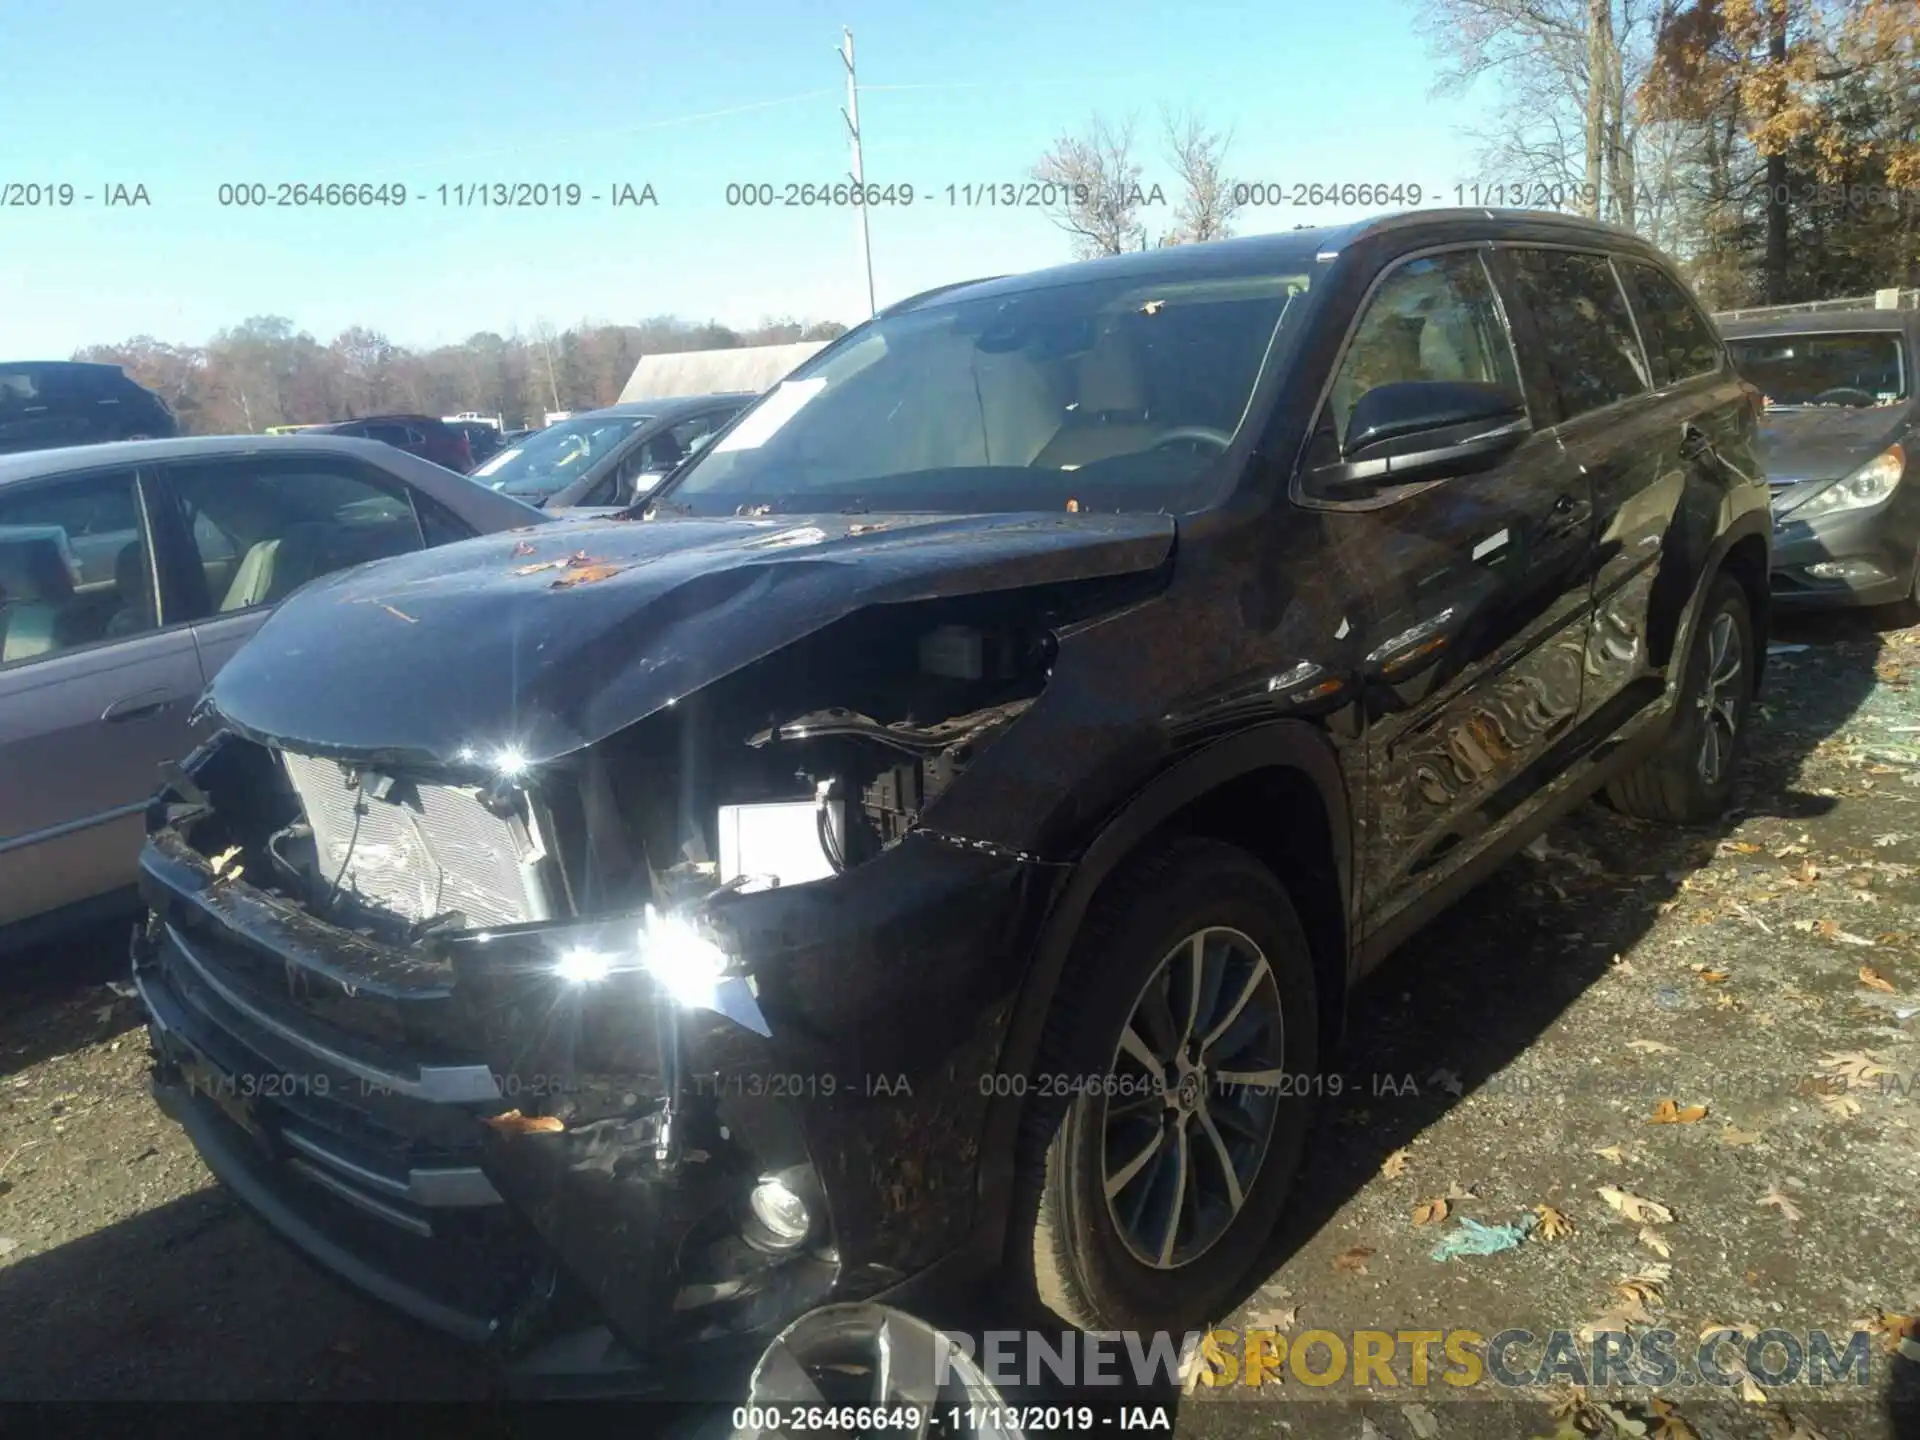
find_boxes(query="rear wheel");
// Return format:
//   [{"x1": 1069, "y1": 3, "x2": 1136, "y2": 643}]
[
  {"x1": 1015, "y1": 838, "x2": 1320, "y2": 1333},
  {"x1": 1604, "y1": 574, "x2": 1753, "y2": 824}
]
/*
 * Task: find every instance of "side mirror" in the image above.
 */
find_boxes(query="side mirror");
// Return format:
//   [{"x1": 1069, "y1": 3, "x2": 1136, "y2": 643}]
[{"x1": 1311, "y1": 381, "x2": 1528, "y2": 501}]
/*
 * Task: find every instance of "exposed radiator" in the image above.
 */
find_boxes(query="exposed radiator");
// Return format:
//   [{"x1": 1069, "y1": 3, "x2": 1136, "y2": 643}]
[{"x1": 279, "y1": 750, "x2": 552, "y2": 929}]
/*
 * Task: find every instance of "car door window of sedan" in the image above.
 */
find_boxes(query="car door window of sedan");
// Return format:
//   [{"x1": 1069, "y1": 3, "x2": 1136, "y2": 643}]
[
  {"x1": 1505, "y1": 249, "x2": 1651, "y2": 420},
  {"x1": 0, "y1": 470, "x2": 157, "y2": 666},
  {"x1": 1321, "y1": 250, "x2": 1523, "y2": 456},
  {"x1": 165, "y1": 459, "x2": 428, "y2": 616}
]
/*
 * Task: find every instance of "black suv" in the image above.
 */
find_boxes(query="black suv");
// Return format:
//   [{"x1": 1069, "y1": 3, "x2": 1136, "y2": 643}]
[
  {"x1": 0, "y1": 361, "x2": 178, "y2": 454},
  {"x1": 133, "y1": 210, "x2": 1770, "y2": 1384}
]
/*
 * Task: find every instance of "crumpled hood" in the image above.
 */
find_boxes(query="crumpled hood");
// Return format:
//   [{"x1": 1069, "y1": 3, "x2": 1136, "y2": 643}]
[
  {"x1": 1758, "y1": 404, "x2": 1911, "y2": 497},
  {"x1": 207, "y1": 511, "x2": 1177, "y2": 768}
]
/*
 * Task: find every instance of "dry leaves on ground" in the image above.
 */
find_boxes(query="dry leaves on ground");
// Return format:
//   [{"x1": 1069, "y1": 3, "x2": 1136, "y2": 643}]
[
  {"x1": 1380, "y1": 1147, "x2": 1411, "y2": 1178},
  {"x1": 1593, "y1": 1144, "x2": 1627, "y2": 1163},
  {"x1": 1820, "y1": 1092, "x2": 1863, "y2": 1118},
  {"x1": 1627, "y1": 1039, "x2": 1677, "y2": 1054},
  {"x1": 1333, "y1": 1245, "x2": 1375, "y2": 1274},
  {"x1": 482, "y1": 1109, "x2": 565, "y2": 1135},
  {"x1": 1639, "y1": 1226, "x2": 1672, "y2": 1258},
  {"x1": 1245, "y1": 1303, "x2": 1299, "y2": 1332},
  {"x1": 1534, "y1": 1204, "x2": 1573, "y2": 1240},
  {"x1": 1820, "y1": 1050, "x2": 1890, "y2": 1085},
  {"x1": 1855, "y1": 1310, "x2": 1919, "y2": 1353},
  {"x1": 1650, "y1": 1397, "x2": 1700, "y2": 1440},
  {"x1": 1599, "y1": 1185, "x2": 1674, "y2": 1225},
  {"x1": 1412, "y1": 1197, "x2": 1449, "y2": 1226},
  {"x1": 1721, "y1": 1126, "x2": 1763, "y2": 1145},
  {"x1": 1858, "y1": 966, "x2": 1898, "y2": 993},
  {"x1": 1649, "y1": 1098, "x2": 1708, "y2": 1124}
]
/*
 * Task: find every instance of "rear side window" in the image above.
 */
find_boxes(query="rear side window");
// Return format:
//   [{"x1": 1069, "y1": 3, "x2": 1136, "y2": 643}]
[
  {"x1": 1505, "y1": 249, "x2": 1651, "y2": 421},
  {"x1": 1625, "y1": 263, "x2": 1722, "y2": 386}
]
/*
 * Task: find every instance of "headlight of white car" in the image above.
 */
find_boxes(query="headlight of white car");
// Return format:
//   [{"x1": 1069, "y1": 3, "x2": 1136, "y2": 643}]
[{"x1": 1792, "y1": 444, "x2": 1906, "y2": 521}]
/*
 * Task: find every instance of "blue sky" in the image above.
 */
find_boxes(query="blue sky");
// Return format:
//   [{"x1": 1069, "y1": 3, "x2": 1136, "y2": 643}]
[{"x1": 0, "y1": 0, "x2": 1492, "y2": 357}]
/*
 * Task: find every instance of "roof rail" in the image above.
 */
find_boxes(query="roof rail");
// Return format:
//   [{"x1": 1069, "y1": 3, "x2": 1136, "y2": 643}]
[{"x1": 1714, "y1": 288, "x2": 1920, "y2": 322}]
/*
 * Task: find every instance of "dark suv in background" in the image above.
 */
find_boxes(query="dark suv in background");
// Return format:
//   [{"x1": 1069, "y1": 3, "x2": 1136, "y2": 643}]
[
  {"x1": 0, "y1": 361, "x2": 178, "y2": 454},
  {"x1": 311, "y1": 413, "x2": 473, "y2": 473},
  {"x1": 135, "y1": 210, "x2": 1768, "y2": 1388}
]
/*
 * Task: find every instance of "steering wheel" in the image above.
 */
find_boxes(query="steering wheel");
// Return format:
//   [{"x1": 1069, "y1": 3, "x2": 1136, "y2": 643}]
[
  {"x1": 1811, "y1": 386, "x2": 1876, "y2": 406},
  {"x1": 1149, "y1": 425, "x2": 1233, "y2": 453}
]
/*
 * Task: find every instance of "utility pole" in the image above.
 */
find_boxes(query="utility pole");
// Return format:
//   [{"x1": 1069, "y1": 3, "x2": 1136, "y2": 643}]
[{"x1": 839, "y1": 27, "x2": 876, "y2": 319}]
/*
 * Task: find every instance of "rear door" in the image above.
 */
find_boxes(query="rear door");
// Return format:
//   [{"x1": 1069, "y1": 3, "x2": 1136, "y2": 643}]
[
  {"x1": 1300, "y1": 245, "x2": 1594, "y2": 941},
  {"x1": 1495, "y1": 246, "x2": 1679, "y2": 730},
  {"x1": 0, "y1": 465, "x2": 203, "y2": 923}
]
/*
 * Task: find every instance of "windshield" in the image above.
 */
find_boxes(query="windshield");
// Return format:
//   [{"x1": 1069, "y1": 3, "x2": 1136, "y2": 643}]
[
  {"x1": 1727, "y1": 331, "x2": 1909, "y2": 408},
  {"x1": 474, "y1": 413, "x2": 651, "y2": 496},
  {"x1": 654, "y1": 269, "x2": 1312, "y2": 516}
]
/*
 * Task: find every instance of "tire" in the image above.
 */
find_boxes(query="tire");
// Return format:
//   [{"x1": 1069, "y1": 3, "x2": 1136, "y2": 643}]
[
  {"x1": 1014, "y1": 837, "x2": 1321, "y2": 1334},
  {"x1": 1604, "y1": 573, "x2": 1754, "y2": 824}
]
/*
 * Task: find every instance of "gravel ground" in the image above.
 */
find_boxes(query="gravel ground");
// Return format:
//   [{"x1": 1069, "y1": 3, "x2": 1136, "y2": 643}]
[{"x1": 3, "y1": 608, "x2": 1919, "y2": 1438}]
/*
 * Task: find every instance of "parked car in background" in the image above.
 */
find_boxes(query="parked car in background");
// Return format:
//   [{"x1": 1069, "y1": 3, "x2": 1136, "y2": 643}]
[
  {"x1": 310, "y1": 414, "x2": 474, "y2": 473},
  {"x1": 446, "y1": 419, "x2": 507, "y2": 469},
  {"x1": 0, "y1": 435, "x2": 545, "y2": 948},
  {"x1": 1722, "y1": 309, "x2": 1920, "y2": 609},
  {"x1": 470, "y1": 393, "x2": 753, "y2": 509},
  {"x1": 133, "y1": 212, "x2": 1769, "y2": 1379},
  {"x1": 0, "y1": 361, "x2": 178, "y2": 454}
]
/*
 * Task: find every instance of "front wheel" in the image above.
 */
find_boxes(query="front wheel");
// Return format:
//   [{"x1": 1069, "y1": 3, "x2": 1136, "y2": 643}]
[
  {"x1": 1604, "y1": 574, "x2": 1754, "y2": 823},
  {"x1": 1015, "y1": 838, "x2": 1320, "y2": 1334}
]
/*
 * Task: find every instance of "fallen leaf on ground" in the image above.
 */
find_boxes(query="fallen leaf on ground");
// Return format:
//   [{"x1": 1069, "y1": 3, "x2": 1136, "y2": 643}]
[
  {"x1": 1402, "y1": 1402, "x2": 1440, "y2": 1440},
  {"x1": 1856, "y1": 1311, "x2": 1919, "y2": 1353},
  {"x1": 1859, "y1": 966, "x2": 1898, "y2": 993},
  {"x1": 1757, "y1": 1183, "x2": 1803, "y2": 1222},
  {"x1": 1638, "y1": 1226, "x2": 1672, "y2": 1257},
  {"x1": 1599, "y1": 1185, "x2": 1674, "y2": 1224},
  {"x1": 1412, "y1": 1197, "x2": 1449, "y2": 1226},
  {"x1": 1593, "y1": 1144, "x2": 1627, "y2": 1163},
  {"x1": 1820, "y1": 1050, "x2": 1890, "y2": 1084},
  {"x1": 1380, "y1": 1147, "x2": 1411, "y2": 1178},
  {"x1": 1333, "y1": 1245, "x2": 1375, "y2": 1273},
  {"x1": 1820, "y1": 1093, "x2": 1863, "y2": 1118},
  {"x1": 1766, "y1": 1413, "x2": 1831, "y2": 1440},
  {"x1": 1796, "y1": 860, "x2": 1820, "y2": 883},
  {"x1": 1444, "y1": 1181, "x2": 1478, "y2": 1200},
  {"x1": 1245, "y1": 1303, "x2": 1298, "y2": 1332},
  {"x1": 1534, "y1": 1204, "x2": 1572, "y2": 1240},
  {"x1": 1721, "y1": 1126, "x2": 1764, "y2": 1146},
  {"x1": 1726, "y1": 841, "x2": 1762, "y2": 855},
  {"x1": 1650, "y1": 1397, "x2": 1699, "y2": 1440},
  {"x1": 1649, "y1": 1098, "x2": 1708, "y2": 1124},
  {"x1": 1627, "y1": 1039, "x2": 1677, "y2": 1054},
  {"x1": 482, "y1": 1109, "x2": 565, "y2": 1135},
  {"x1": 1694, "y1": 968, "x2": 1730, "y2": 984}
]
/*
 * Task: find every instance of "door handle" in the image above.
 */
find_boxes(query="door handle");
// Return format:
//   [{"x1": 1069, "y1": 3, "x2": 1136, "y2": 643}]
[{"x1": 103, "y1": 688, "x2": 179, "y2": 723}]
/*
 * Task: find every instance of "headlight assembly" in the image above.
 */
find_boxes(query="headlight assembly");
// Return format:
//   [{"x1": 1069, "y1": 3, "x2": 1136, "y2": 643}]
[
  {"x1": 1792, "y1": 444, "x2": 1906, "y2": 521},
  {"x1": 546, "y1": 905, "x2": 770, "y2": 1036}
]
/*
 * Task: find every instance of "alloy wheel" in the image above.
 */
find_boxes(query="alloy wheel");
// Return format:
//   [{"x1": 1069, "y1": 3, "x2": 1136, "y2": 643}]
[
  {"x1": 1694, "y1": 610, "x2": 1744, "y2": 786},
  {"x1": 1103, "y1": 926, "x2": 1286, "y2": 1270}
]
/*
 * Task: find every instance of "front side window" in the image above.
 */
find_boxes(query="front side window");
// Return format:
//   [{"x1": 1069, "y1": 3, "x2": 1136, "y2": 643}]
[
  {"x1": 166, "y1": 459, "x2": 427, "y2": 616},
  {"x1": 1725, "y1": 331, "x2": 1909, "y2": 408},
  {"x1": 1625, "y1": 263, "x2": 1722, "y2": 386},
  {"x1": 1506, "y1": 249, "x2": 1651, "y2": 420},
  {"x1": 1325, "y1": 250, "x2": 1522, "y2": 446},
  {"x1": 0, "y1": 470, "x2": 155, "y2": 666},
  {"x1": 658, "y1": 267, "x2": 1315, "y2": 516}
]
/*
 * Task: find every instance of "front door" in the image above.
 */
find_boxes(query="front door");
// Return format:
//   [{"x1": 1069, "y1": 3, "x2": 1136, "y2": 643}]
[{"x1": 1299, "y1": 246, "x2": 1595, "y2": 943}]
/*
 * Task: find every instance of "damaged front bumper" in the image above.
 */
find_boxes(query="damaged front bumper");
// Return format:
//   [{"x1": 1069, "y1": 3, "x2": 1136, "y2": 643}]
[{"x1": 133, "y1": 742, "x2": 1060, "y2": 1383}]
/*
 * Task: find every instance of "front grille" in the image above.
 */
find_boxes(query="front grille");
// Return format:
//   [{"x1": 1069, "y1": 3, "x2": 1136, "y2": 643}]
[{"x1": 280, "y1": 750, "x2": 554, "y2": 930}]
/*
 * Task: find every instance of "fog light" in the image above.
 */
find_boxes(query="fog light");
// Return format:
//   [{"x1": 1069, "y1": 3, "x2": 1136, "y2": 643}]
[
  {"x1": 748, "y1": 1176, "x2": 812, "y2": 1249},
  {"x1": 1805, "y1": 559, "x2": 1885, "y2": 582}
]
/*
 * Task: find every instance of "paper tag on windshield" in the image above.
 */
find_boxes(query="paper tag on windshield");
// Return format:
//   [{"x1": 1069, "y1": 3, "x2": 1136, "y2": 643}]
[{"x1": 712, "y1": 378, "x2": 827, "y2": 454}]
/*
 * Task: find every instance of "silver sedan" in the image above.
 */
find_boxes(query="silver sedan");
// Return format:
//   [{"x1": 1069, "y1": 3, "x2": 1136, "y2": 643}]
[{"x1": 0, "y1": 434, "x2": 546, "y2": 945}]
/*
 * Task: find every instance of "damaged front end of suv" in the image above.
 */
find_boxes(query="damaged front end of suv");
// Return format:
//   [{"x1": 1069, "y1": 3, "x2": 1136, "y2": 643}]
[{"x1": 133, "y1": 510, "x2": 1173, "y2": 1382}]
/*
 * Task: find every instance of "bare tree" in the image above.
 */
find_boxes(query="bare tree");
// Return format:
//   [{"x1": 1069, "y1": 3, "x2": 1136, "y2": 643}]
[
  {"x1": 1161, "y1": 107, "x2": 1242, "y2": 244},
  {"x1": 1033, "y1": 114, "x2": 1149, "y2": 257}
]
